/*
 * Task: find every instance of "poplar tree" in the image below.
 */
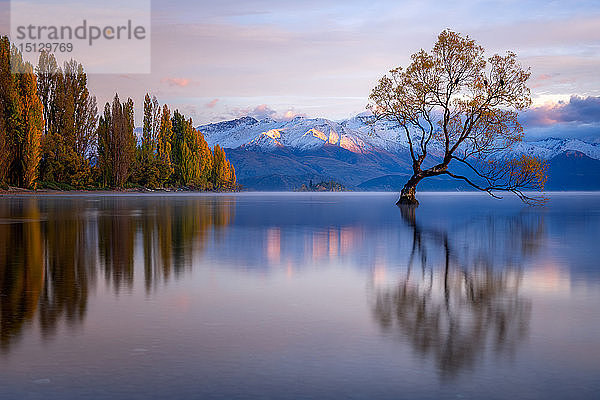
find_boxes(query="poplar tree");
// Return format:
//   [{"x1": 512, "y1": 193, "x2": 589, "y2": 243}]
[
  {"x1": 0, "y1": 38, "x2": 43, "y2": 188},
  {"x1": 36, "y1": 55, "x2": 97, "y2": 187},
  {"x1": 210, "y1": 145, "x2": 236, "y2": 190},
  {"x1": 96, "y1": 94, "x2": 135, "y2": 188},
  {"x1": 137, "y1": 94, "x2": 160, "y2": 187},
  {"x1": 115, "y1": 97, "x2": 136, "y2": 188},
  {"x1": 0, "y1": 106, "x2": 6, "y2": 186},
  {"x1": 156, "y1": 104, "x2": 174, "y2": 185},
  {"x1": 36, "y1": 51, "x2": 57, "y2": 137},
  {"x1": 196, "y1": 129, "x2": 213, "y2": 189},
  {"x1": 17, "y1": 67, "x2": 43, "y2": 188},
  {"x1": 211, "y1": 145, "x2": 226, "y2": 189},
  {"x1": 225, "y1": 159, "x2": 237, "y2": 190},
  {"x1": 96, "y1": 103, "x2": 113, "y2": 187},
  {"x1": 171, "y1": 111, "x2": 200, "y2": 186},
  {"x1": 0, "y1": 37, "x2": 14, "y2": 184},
  {"x1": 0, "y1": 35, "x2": 237, "y2": 192}
]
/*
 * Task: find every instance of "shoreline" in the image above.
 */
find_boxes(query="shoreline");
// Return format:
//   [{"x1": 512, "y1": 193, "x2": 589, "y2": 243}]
[
  {"x1": 0, "y1": 187, "x2": 240, "y2": 196},
  {"x1": 2, "y1": 189, "x2": 599, "y2": 197}
]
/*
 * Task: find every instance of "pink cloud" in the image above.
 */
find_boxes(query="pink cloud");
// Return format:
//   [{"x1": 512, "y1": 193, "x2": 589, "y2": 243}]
[
  {"x1": 206, "y1": 98, "x2": 219, "y2": 108},
  {"x1": 281, "y1": 109, "x2": 306, "y2": 121},
  {"x1": 522, "y1": 96, "x2": 600, "y2": 127},
  {"x1": 231, "y1": 104, "x2": 276, "y2": 120},
  {"x1": 161, "y1": 77, "x2": 192, "y2": 87},
  {"x1": 530, "y1": 74, "x2": 554, "y2": 89},
  {"x1": 230, "y1": 104, "x2": 306, "y2": 121}
]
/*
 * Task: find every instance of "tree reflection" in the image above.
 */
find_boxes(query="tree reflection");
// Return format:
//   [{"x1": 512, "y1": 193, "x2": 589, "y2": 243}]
[
  {"x1": 39, "y1": 199, "x2": 97, "y2": 337},
  {"x1": 372, "y1": 205, "x2": 540, "y2": 378},
  {"x1": 139, "y1": 197, "x2": 235, "y2": 293},
  {"x1": 97, "y1": 196, "x2": 235, "y2": 293},
  {"x1": 98, "y1": 198, "x2": 136, "y2": 291},
  {"x1": 0, "y1": 198, "x2": 44, "y2": 351},
  {"x1": 0, "y1": 195, "x2": 235, "y2": 353}
]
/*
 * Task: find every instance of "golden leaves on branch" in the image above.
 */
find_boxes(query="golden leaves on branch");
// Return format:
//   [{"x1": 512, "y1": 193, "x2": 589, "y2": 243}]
[{"x1": 367, "y1": 29, "x2": 546, "y2": 204}]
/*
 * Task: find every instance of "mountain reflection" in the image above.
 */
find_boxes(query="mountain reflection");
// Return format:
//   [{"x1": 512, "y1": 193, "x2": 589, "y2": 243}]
[
  {"x1": 0, "y1": 196, "x2": 235, "y2": 352},
  {"x1": 372, "y1": 205, "x2": 540, "y2": 378}
]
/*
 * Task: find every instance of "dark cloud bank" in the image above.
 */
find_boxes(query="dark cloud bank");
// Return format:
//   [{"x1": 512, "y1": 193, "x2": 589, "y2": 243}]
[{"x1": 522, "y1": 96, "x2": 600, "y2": 141}]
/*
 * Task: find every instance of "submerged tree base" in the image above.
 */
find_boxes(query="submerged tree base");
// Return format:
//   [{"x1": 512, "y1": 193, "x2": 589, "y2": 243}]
[
  {"x1": 396, "y1": 195, "x2": 419, "y2": 206},
  {"x1": 397, "y1": 184, "x2": 420, "y2": 206}
]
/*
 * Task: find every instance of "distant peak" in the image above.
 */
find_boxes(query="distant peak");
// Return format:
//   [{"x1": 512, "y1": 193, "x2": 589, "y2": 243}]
[{"x1": 238, "y1": 116, "x2": 259, "y2": 123}]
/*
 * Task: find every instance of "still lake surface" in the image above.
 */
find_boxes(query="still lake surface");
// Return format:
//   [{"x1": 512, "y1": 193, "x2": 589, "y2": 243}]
[{"x1": 0, "y1": 192, "x2": 599, "y2": 399}]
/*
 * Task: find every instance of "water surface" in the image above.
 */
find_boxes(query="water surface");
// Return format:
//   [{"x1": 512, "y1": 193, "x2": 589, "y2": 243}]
[{"x1": 0, "y1": 192, "x2": 599, "y2": 399}]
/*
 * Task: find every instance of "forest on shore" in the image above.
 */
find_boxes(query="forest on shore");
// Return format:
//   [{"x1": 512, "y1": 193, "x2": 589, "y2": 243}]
[{"x1": 0, "y1": 36, "x2": 237, "y2": 191}]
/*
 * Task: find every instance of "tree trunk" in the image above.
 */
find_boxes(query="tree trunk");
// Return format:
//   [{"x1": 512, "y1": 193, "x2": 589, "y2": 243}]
[{"x1": 397, "y1": 175, "x2": 422, "y2": 206}]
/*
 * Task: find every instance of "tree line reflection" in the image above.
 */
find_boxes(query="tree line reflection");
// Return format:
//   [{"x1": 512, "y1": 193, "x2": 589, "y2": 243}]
[
  {"x1": 372, "y1": 205, "x2": 542, "y2": 378},
  {"x1": 0, "y1": 196, "x2": 235, "y2": 352}
]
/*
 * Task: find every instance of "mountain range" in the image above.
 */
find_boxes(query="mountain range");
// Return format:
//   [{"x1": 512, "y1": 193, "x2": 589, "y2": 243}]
[{"x1": 197, "y1": 115, "x2": 600, "y2": 191}]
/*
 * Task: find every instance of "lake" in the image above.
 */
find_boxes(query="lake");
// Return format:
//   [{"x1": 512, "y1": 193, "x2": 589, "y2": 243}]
[{"x1": 0, "y1": 192, "x2": 599, "y2": 399}]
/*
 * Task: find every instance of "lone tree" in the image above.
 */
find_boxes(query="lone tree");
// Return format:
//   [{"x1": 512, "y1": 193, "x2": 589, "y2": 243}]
[{"x1": 368, "y1": 30, "x2": 547, "y2": 206}]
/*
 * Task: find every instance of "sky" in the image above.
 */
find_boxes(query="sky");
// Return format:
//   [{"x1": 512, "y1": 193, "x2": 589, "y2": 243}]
[{"x1": 1, "y1": 0, "x2": 600, "y2": 140}]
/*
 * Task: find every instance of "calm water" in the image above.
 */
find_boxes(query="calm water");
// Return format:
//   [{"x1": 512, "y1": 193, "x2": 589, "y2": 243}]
[{"x1": 0, "y1": 192, "x2": 599, "y2": 399}]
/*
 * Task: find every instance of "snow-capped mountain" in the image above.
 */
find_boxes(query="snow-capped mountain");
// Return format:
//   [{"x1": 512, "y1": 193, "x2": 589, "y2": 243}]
[
  {"x1": 196, "y1": 115, "x2": 600, "y2": 191},
  {"x1": 198, "y1": 115, "x2": 414, "y2": 155},
  {"x1": 199, "y1": 115, "x2": 600, "y2": 160},
  {"x1": 515, "y1": 138, "x2": 600, "y2": 161}
]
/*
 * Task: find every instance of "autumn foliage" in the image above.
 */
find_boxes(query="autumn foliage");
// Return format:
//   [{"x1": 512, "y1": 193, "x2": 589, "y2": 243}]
[
  {"x1": 369, "y1": 30, "x2": 547, "y2": 205},
  {"x1": 0, "y1": 36, "x2": 237, "y2": 191},
  {"x1": 0, "y1": 37, "x2": 43, "y2": 189}
]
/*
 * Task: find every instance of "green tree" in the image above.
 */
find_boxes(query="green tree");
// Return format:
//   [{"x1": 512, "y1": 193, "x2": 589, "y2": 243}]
[
  {"x1": 197, "y1": 129, "x2": 213, "y2": 189},
  {"x1": 96, "y1": 103, "x2": 113, "y2": 187},
  {"x1": 171, "y1": 111, "x2": 202, "y2": 186},
  {"x1": 210, "y1": 145, "x2": 236, "y2": 190},
  {"x1": 136, "y1": 94, "x2": 160, "y2": 187},
  {"x1": 37, "y1": 56, "x2": 97, "y2": 187},
  {"x1": 96, "y1": 94, "x2": 136, "y2": 188},
  {"x1": 211, "y1": 145, "x2": 226, "y2": 189},
  {"x1": 35, "y1": 51, "x2": 58, "y2": 137},
  {"x1": 156, "y1": 104, "x2": 174, "y2": 185}
]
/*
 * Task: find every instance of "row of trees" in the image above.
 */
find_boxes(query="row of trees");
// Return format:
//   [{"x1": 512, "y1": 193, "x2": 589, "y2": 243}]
[
  {"x1": 0, "y1": 36, "x2": 236, "y2": 190},
  {"x1": 97, "y1": 93, "x2": 236, "y2": 190}
]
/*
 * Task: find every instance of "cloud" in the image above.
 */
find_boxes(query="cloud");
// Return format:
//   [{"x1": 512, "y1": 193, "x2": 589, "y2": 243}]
[
  {"x1": 161, "y1": 77, "x2": 193, "y2": 87},
  {"x1": 530, "y1": 73, "x2": 553, "y2": 88},
  {"x1": 205, "y1": 98, "x2": 219, "y2": 108},
  {"x1": 237, "y1": 104, "x2": 277, "y2": 119},
  {"x1": 521, "y1": 96, "x2": 600, "y2": 140},
  {"x1": 282, "y1": 110, "x2": 306, "y2": 120},
  {"x1": 74, "y1": 1, "x2": 600, "y2": 125},
  {"x1": 230, "y1": 104, "x2": 306, "y2": 121},
  {"x1": 522, "y1": 96, "x2": 600, "y2": 127},
  {"x1": 176, "y1": 104, "x2": 199, "y2": 120}
]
